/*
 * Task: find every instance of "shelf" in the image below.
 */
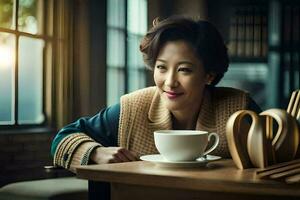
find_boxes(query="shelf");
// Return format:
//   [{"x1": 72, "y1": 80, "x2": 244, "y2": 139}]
[{"x1": 229, "y1": 57, "x2": 267, "y2": 63}]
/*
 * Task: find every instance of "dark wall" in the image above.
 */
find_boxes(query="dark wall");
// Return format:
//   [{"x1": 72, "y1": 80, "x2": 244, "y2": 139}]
[
  {"x1": 88, "y1": 0, "x2": 107, "y2": 112},
  {"x1": 0, "y1": 131, "x2": 54, "y2": 187},
  {"x1": 73, "y1": 0, "x2": 107, "y2": 118}
]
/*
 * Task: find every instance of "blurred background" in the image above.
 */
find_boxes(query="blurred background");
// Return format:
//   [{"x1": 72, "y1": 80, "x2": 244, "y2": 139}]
[{"x1": 0, "y1": 0, "x2": 299, "y2": 187}]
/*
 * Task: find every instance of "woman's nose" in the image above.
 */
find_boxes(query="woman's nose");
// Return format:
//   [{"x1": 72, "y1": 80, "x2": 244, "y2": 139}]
[{"x1": 165, "y1": 72, "x2": 179, "y2": 88}]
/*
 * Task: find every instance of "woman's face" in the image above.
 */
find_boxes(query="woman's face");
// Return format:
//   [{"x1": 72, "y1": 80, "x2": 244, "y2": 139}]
[{"x1": 154, "y1": 40, "x2": 212, "y2": 113}]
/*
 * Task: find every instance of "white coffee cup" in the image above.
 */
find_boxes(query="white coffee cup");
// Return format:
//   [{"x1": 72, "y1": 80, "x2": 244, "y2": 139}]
[{"x1": 154, "y1": 130, "x2": 219, "y2": 161}]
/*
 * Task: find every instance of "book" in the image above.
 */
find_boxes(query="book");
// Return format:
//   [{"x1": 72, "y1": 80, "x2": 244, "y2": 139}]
[
  {"x1": 253, "y1": 7, "x2": 262, "y2": 57},
  {"x1": 237, "y1": 8, "x2": 246, "y2": 57},
  {"x1": 228, "y1": 14, "x2": 238, "y2": 56},
  {"x1": 245, "y1": 6, "x2": 254, "y2": 57},
  {"x1": 283, "y1": 6, "x2": 292, "y2": 46},
  {"x1": 261, "y1": 8, "x2": 268, "y2": 57}
]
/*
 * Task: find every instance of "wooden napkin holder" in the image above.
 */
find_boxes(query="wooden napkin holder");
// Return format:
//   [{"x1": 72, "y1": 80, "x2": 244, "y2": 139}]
[{"x1": 226, "y1": 109, "x2": 299, "y2": 169}]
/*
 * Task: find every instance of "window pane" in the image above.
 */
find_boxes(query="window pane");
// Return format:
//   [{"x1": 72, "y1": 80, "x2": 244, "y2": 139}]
[
  {"x1": 18, "y1": 36, "x2": 44, "y2": 124},
  {"x1": 127, "y1": 33, "x2": 146, "y2": 92},
  {"x1": 107, "y1": 0, "x2": 125, "y2": 28},
  {"x1": 18, "y1": 0, "x2": 43, "y2": 34},
  {"x1": 128, "y1": 69, "x2": 146, "y2": 92},
  {"x1": 107, "y1": 28, "x2": 125, "y2": 67},
  {"x1": 218, "y1": 63, "x2": 268, "y2": 109},
  {"x1": 0, "y1": 33, "x2": 15, "y2": 124},
  {"x1": 128, "y1": 33, "x2": 144, "y2": 68},
  {"x1": 107, "y1": 0, "x2": 148, "y2": 106},
  {"x1": 127, "y1": 0, "x2": 147, "y2": 34},
  {"x1": 0, "y1": 0, "x2": 14, "y2": 29},
  {"x1": 107, "y1": 67, "x2": 125, "y2": 106},
  {"x1": 127, "y1": 0, "x2": 147, "y2": 92}
]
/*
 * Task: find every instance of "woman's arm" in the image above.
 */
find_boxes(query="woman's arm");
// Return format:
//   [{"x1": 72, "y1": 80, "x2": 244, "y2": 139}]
[
  {"x1": 51, "y1": 104, "x2": 138, "y2": 172},
  {"x1": 51, "y1": 104, "x2": 120, "y2": 157},
  {"x1": 51, "y1": 103, "x2": 139, "y2": 172}
]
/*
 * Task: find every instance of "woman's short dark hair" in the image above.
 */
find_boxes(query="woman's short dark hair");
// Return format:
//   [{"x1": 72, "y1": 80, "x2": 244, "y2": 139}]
[{"x1": 139, "y1": 16, "x2": 229, "y2": 85}]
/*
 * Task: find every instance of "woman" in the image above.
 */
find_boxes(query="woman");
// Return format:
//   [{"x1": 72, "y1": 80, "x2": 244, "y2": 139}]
[{"x1": 51, "y1": 16, "x2": 261, "y2": 172}]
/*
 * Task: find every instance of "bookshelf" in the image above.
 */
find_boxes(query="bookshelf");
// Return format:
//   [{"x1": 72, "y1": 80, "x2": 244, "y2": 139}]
[
  {"x1": 228, "y1": 6, "x2": 268, "y2": 60},
  {"x1": 207, "y1": 0, "x2": 300, "y2": 109},
  {"x1": 207, "y1": 0, "x2": 268, "y2": 61},
  {"x1": 278, "y1": 2, "x2": 300, "y2": 106}
]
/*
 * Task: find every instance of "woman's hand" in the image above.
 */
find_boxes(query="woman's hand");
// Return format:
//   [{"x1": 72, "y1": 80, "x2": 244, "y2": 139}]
[{"x1": 90, "y1": 147, "x2": 140, "y2": 164}]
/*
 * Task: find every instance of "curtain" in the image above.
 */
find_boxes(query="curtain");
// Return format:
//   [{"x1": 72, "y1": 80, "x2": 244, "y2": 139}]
[{"x1": 53, "y1": 0, "x2": 75, "y2": 129}]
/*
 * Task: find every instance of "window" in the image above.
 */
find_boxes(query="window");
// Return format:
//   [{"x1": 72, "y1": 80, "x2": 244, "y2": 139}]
[
  {"x1": 0, "y1": 0, "x2": 53, "y2": 125},
  {"x1": 106, "y1": 0, "x2": 148, "y2": 106},
  {"x1": 218, "y1": 63, "x2": 268, "y2": 109}
]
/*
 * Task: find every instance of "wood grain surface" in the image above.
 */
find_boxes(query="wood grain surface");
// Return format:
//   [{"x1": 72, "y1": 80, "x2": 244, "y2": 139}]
[{"x1": 76, "y1": 159, "x2": 300, "y2": 199}]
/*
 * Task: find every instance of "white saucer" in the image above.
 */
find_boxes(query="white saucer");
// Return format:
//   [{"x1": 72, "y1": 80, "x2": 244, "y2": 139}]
[{"x1": 140, "y1": 154, "x2": 221, "y2": 168}]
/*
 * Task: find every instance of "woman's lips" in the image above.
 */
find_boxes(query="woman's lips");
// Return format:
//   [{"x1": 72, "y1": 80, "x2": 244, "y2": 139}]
[{"x1": 164, "y1": 91, "x2": 183, "y2": 99}]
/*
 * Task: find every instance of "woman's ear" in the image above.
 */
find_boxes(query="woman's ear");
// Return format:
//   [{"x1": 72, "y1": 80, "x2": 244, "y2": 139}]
[{"x1": 206, "y1": 73, "x2": 216, "y2": 85}]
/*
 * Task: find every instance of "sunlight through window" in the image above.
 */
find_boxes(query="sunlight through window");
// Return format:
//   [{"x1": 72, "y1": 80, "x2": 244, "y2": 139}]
[
  {"x1": 0, "y1": 0, "x2": 51, "y2": 126},
  {"x1": 0, "y1": 45, "x2": 14, "y2": 70}
]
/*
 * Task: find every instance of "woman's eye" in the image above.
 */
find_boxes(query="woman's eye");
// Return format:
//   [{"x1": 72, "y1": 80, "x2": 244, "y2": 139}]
[
  {"x1": 156, "y1": 65, "x2": 166, "y2": 70},
  {"x1": 178, "y1": 68, "x2": 192, "y2": 73}
]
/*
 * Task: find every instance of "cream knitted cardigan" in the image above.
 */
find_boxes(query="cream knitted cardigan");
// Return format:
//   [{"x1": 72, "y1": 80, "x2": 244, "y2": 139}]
[{"x1": 118, "y1": 86, "x2": 248, "y2": 158}]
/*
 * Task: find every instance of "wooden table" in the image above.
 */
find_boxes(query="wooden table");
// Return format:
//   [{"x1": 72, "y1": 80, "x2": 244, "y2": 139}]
[{"x1": 76, "y1": 159, "x2": 300, "y2": 200}]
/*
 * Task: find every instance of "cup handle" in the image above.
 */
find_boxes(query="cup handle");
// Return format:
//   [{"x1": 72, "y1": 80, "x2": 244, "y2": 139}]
[{"x1": 203, "y1": 132, "x2": 219, "y2": 156}]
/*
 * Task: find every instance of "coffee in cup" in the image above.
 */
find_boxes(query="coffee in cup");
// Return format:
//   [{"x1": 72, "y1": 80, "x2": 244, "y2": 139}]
[{"x1": 154, "y1": 130, "x2": 219, "y2": 161}]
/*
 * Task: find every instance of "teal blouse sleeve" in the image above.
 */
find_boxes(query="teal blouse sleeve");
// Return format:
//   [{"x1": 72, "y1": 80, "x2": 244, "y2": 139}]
[{"x1": 51, "y1": 103, "x2": 120, "y2": 156}]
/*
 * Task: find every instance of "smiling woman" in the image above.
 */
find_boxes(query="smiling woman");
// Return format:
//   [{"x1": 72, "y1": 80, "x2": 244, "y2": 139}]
[
  {"x1": 51, "y1": 16, "x2": 262, "y2": 175},
  {"x1": 153, "y1": 40, "x2": 213, "y2": 129}
]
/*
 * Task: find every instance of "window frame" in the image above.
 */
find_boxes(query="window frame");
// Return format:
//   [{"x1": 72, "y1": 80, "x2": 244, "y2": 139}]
[
  {"x1": 106, "y1": 0, "x2": 148, "y2": 106},
  {"x1": 0, "y1": 0, "x2": 53, "y2": 129}
]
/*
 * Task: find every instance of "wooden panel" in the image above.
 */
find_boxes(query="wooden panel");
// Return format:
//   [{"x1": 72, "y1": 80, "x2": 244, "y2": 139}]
[{"x1": 111, "y1": 183, "x2": 299, "y2": 200}]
